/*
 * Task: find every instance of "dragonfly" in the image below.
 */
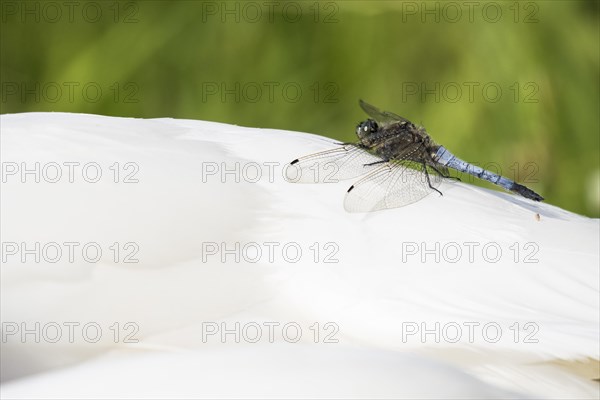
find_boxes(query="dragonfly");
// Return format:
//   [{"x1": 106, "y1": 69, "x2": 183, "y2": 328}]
[{"x1": 284, "y1": 100, "x2": 544, "y2": 212}]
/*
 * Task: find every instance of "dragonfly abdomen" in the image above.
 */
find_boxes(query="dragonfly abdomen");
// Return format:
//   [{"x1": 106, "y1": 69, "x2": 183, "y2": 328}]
[{"x1": 433, "y1": 147, "x2": 543, "y2": 201}]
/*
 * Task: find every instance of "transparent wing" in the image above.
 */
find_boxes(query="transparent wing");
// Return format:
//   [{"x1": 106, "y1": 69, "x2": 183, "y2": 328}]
[
  {"x1": 359, "y1": 99, "x2": 410, "y2": 126},
  {"x1": 284, "y1": 144, "x2": 384, "y2": 184},
  {"x1": 344, "y1": 159, "x2": 445, "y2": 212}
]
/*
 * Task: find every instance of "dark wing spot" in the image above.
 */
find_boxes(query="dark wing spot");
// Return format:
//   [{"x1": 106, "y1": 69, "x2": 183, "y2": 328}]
[
  {"x1": 347, "y1": 185, "x2": 354, "y2": 193},
  {"x1": 290, "y1": 159, "x2": 299, "y2": 165}
]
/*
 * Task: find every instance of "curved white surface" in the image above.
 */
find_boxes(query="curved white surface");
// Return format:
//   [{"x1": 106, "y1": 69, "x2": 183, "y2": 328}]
[{"x1": 1, "y1": 113, "x2": 598, "y2": 398}]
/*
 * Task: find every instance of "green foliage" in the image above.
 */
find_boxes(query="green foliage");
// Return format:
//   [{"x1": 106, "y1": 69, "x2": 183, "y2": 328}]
[{"x1": 1, "y1": 1, "x2": 598, "y2": 216}]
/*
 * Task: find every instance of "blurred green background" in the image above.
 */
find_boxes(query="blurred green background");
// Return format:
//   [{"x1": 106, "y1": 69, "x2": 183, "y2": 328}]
[{"x1": 1, "y1": 0, "x2": 598, "y2": 216}]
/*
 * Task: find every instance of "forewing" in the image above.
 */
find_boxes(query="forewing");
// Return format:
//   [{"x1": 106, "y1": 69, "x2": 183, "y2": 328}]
[
  {"x1": 344, "y1": 160, "x2": 445, "y2": 212},
  {"x1": 359, "y1": 99, "x2": 410, "y2": 126},
  {"x1": 285, "y1": 144, "x2": 384, "y2": 184}
]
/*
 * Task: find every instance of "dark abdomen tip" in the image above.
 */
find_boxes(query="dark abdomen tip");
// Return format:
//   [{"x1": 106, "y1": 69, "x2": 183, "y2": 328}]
[{"x1": 511, "y1": 183, "x2": 544, "y2": 202}]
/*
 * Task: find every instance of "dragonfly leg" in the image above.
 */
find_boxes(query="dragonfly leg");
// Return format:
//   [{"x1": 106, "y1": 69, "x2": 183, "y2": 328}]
[
  {"x1": 364, "y1": 159, "x2": 388, "y2": 167},
  {"x1": 423, "y1": 161, "x2": 443, "y2": 196},
  {"x1": 430, "y1": 165, "x2": 460, "y2": 181},
  {"x1": 339, "y1": 142, "x2": 370, "y2": 149},
  {"x1": 429, "y1": 165, "x2": 460, "y2": 181}
]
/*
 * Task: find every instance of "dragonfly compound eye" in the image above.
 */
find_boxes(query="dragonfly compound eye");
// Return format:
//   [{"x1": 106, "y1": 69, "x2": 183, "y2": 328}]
[
  {"x1": 367, "y1": 120, "x2": 378, "y2": 133},
  {"x1": 357, "y1": 120, "x2": 376, "y2": 137}
]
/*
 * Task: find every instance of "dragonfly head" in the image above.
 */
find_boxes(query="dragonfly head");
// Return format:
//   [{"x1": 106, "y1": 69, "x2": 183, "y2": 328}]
[{"x1": 356, "y1": 119, "x2": 379, "y2": 141}]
